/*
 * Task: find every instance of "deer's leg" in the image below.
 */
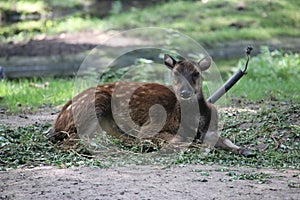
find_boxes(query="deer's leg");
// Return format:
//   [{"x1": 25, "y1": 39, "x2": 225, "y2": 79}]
[
  {"x1": 215, "y1": 137, "x2": 239, "y2": 153},
  {"x1": 203, "y1": 129, "x2": 255, "y2": 157},
  {"x1": 147, "y1": 131, "x2": 183, "y2": 147},
  {"x1": 206, "y1": 106, "x2": 254, "y2": 157},
  {"x1": 215, "y1": 137, "x2": 254, "y2": 157}
]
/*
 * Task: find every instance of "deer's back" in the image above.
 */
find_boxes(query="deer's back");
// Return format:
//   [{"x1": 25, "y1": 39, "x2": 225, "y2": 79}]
[{"x1": 54, "y1": 82, "x2": 178, "y2": 134}]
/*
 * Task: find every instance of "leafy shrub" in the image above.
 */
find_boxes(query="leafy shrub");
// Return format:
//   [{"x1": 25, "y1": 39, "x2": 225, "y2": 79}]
[
  {"x1": 237, "y1": 46, "x2": 300, "y2": 81},
  {"x1": 230, "y1": 46, "x2": 300, "y2": 101}
]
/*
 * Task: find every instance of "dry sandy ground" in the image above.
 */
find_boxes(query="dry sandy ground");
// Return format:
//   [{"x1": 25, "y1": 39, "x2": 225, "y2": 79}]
[
  {"x1": 0, "y1": 164, "x2": 299, "y2": 200},
  {"x1": 0, "y1": 112, "x2": 300, "y2": 200}
]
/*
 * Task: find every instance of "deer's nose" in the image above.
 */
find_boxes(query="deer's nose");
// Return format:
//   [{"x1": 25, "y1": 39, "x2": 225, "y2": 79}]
[{"x1": 180, "y1": 90, "x2": 193, "y2": 99}]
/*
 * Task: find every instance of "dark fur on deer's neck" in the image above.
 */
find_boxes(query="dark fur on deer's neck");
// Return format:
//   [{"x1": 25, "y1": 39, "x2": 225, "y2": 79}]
[
  {"x1": 197, "y1": 88, "x2": 209, "y2": 107},
  {"x1": 197, "y1": 90, "x2": 211, "y2": 118}
]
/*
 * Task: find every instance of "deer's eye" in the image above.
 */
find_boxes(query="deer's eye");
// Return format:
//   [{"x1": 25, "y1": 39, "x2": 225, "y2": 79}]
[{"x1": 192, "y1": 71, "x2": 200, "y2": 78}]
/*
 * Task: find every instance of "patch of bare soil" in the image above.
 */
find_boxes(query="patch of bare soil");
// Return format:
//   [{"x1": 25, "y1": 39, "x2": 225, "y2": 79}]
[
  {"x1": 0, "y1": 31, "x2": 299, "y2": 58},
  {"x1": 0, "y1": 110, "x2": 56, "y2": 127},
  {"x1": 0, "y1": 165, "x2": 299, "y2": 200},
  {"x1": 0, "y1": 30, "x2": 149, "y2": 57}
]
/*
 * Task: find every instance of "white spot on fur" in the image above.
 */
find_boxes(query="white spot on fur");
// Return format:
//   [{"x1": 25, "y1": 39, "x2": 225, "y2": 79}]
[
  {"x1": 115, "y1": 93, "x2": 125, "y2": 98},
  {"x1": 120, "y1": 101, "x2": 127, "y2": 107},
  {"x1": 66, "y1": 104, "x2": 72, "y2": 111}
]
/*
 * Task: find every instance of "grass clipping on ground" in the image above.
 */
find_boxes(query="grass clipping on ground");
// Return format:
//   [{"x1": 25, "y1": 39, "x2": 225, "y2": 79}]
[{"x1": 0, "y1": 101, "x2": 299, "y2": 170}]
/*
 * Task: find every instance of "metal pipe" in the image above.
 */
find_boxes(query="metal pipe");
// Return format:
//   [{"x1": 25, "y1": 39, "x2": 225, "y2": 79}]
[{"x1": 208, "y1": 46, "x2": 253, "y2": 104}]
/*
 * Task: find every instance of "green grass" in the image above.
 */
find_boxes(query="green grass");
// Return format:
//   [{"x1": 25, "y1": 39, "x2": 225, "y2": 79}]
[
  {"x1": 0, "y1": 78, "x2": 74, "y2": 113},
  {"x1": 1, "y1": 0, "x2": 300, "y2": 43},
  {"x1": 0, "y1": 0, "x2": 44, "y2": 12},
  {"x1": 0, "y1": 0, "x2": 93, "y2": 42},
  {"x1": 228, "y1": 47, "x2": 300, "y2": 101},
  {"x1": 106, "y1": 0, "x2": 300, "y2": 44},
  {"x1": 0, "y1": 0, "x2": 81, "y2": 11}
]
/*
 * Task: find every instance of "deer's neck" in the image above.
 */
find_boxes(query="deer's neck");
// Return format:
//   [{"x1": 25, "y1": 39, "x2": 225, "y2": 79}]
[
  {"x1": 197, "y1": 90, "x2": 210, "y2": 113},
  {"x1": 174, "y1": 90, "x2": 210, "y2": 115}
]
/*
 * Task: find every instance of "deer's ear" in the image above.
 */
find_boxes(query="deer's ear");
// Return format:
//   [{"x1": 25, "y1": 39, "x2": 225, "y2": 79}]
[
  {"x1": 198, "y1": 56, "x2": 212, "y2": 71},
  {"x1": 164, "y1": 54, "x2": 177, "y2": 69}
]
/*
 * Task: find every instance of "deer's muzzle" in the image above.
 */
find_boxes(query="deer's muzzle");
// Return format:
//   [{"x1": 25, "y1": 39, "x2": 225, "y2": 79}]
[{"x1": 180, "y1": 90, "x2": 193, "y2": 99}]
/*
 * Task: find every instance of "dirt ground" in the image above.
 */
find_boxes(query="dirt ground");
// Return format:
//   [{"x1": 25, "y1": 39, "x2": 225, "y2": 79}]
[
  {"x1": 1, "y1": 30, "x2": 299, "y2": 58},
  {"x1": 0, "y1": 107, "x2": 299, "y2": 199},
  {"x1": 0, "y1": 30, "x2": 149, "y2": 57},
  {"x1": 0, "y1": 164, "x2": 299, "y2": 200},
  {"x1": 0, "y1": 111, "x2": 299, "y2": 200}
]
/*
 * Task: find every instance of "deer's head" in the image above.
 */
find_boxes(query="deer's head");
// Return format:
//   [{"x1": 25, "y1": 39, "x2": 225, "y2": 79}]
[{"x1": 164, "y1": 54, "x2": 211, "y2": 100}]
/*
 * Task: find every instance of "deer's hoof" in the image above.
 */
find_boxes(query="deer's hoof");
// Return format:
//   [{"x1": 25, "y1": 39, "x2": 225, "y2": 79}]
[{"x1": 238, "y1": 149, "x2": 256, "y2": 157}]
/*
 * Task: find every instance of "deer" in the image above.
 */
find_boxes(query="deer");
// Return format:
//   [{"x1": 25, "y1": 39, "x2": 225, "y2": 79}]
[{"x1": 48, "y1": 54, "x2": 252, "y2": 157}]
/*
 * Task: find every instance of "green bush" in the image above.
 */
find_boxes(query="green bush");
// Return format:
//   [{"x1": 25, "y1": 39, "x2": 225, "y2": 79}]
[
  {"x1": 238, "y1": 46, "x2": 300, "y2": 81},
  {"x1": 230, "y1": 47, "x2": 300, "y2": 101}
]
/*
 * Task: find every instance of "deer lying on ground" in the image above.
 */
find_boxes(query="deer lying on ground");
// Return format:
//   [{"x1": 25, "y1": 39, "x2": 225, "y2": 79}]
[{"x1": 49, "y1": 54, "x2": 252, "y2": 156}]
